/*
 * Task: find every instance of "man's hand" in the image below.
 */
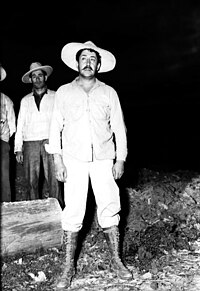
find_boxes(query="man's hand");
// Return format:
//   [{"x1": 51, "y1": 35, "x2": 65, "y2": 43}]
[
  {"x1": 53, "y1": 154, "x2": 67, "y2": 182},
  {"x1": 112, "y1": 160, "x2": 125, "y2": 180},
  {"x1": 16, "y1": 151, "x2": 23, "y2": 164}
]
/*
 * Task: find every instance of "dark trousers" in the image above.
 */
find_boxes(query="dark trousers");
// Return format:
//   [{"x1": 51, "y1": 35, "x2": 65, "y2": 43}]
[
  {"x1": 0, "y1": 140, "x2": 11, "y2": 202},
  {"x1": 23, "y1": 140, "x2": 63, "y2": 206}
]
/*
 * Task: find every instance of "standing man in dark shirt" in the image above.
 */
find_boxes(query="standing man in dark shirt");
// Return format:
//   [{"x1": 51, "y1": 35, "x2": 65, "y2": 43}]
[{"x1": 14, "y1": 62, "x2": 63, "y2": 207}]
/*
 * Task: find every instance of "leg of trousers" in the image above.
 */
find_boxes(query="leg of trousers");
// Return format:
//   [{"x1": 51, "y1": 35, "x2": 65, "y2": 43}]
[
  {"x1": 40, "y1": 139, "x2": 61, "y2": 201},
  {"x1": 61, "y1": 155, "x2": 120, "y2": 232},
  {"x1": 23, "y1": 140, "x2": 61, "y2": 201},
  {"x1": 90, "y1": 159, "x2": 120, "y2": 228},
  {"x1": 0, "y1": 140, "x2": 11, "y2": 202},
  {"x1": 23, "y1": 141, "x2": 41, "y2": 200},
  {"x1": 62, "y1": 155, "x2": 89, "y2": 232}
]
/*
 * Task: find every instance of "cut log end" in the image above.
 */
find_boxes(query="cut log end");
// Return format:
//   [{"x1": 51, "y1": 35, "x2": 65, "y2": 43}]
[{"x1": 1, "y1": 198, "x2": 63, "y2": 257}]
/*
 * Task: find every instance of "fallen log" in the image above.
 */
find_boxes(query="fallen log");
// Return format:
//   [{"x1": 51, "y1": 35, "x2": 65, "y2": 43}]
[{"x1": 1, "y1": 198, "x2": 62, "y2": 257}]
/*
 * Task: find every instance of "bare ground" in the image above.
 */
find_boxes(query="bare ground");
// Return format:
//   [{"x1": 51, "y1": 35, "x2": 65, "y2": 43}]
[{"x1": 1, "y1": 167, "x2": 200, "y2": 290}]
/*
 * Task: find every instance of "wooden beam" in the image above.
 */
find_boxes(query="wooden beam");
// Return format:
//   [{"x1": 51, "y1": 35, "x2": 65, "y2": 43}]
[{"x1": 1, "y1": 198, "x2": 63, "y2": 257}]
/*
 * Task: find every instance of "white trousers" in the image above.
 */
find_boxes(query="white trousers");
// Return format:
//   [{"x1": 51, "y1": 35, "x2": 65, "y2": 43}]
[{"x1": 61, "y1": 155, "x2": 121, "y2": 232}]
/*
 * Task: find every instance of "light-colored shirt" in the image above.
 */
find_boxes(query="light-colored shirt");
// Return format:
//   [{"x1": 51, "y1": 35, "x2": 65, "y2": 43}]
[
  {"x1": 45, "y1": 78, "x2": 127, "y2": 162},
  {"x1": 0, "y1": 93, "x2": 16, "y2": 142},
  {"x1": 14, "y1": 89, "x2": 56, "y2": 153}
]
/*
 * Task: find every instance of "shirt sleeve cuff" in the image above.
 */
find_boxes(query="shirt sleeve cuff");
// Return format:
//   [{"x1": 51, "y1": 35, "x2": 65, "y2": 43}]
[{"x1": 45, "y1": 144, "x2": 62, "y2": 155}]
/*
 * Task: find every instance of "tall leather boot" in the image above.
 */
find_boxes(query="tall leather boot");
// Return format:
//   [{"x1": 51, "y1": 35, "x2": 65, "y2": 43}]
[
  {"x1": 103, "y1": 225, "x2": 133, "y2": 280},
  {"x1": 55, "y1": 231, "x2": 78, "y2": 290}
]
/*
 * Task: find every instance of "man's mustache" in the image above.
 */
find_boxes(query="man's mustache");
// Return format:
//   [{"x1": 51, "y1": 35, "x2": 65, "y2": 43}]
[{"x1": 83, "y1": 66, "x2": 93, "y2": 71}]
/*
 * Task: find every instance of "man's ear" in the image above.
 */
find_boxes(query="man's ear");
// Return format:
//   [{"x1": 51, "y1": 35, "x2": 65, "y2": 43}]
[
  {"x1": 45, "y1": 75, "x2": 48, "y2": 81},
  {"x1": 76, "y1": 61, "x2": 79, "y2": 70},
  {"x1": 29, "y1": 77, "x2": 32, "y2": 83}
]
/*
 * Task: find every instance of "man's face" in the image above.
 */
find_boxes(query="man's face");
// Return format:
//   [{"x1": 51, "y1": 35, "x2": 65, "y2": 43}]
[
  {"x1": 77, "y1": 49, "x2": 99, "y2": 78},
  {"x1": 30, "y1": 69, "x2": 46, "y2": 89}
]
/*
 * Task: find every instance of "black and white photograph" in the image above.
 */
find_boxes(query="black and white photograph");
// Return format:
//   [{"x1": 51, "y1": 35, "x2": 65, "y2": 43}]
[{"x1": 1, "y1": 1, "x2": 200, "y2": 290}]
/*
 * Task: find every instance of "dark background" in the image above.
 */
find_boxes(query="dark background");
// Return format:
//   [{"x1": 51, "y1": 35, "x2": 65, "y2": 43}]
[{"x1": 2, "y1": 0, "x2": 200, "y2": 177}]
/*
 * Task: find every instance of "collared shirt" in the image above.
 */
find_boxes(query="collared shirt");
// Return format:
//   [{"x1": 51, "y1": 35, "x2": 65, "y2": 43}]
[
  {"x1": 0, "y1": 92, "x2": 16, "y2": 142},
  {"x1": 14, "y1": 89, "x2": 56, "y2": 153},
  {"x1": 45, "y1": 78, "x2": 127, "y2": 162}
]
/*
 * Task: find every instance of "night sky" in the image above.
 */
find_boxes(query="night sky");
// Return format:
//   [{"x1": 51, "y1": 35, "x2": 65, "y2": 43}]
[{"x1": 2, "y1": 1, "x2": 200, "y2": 174}]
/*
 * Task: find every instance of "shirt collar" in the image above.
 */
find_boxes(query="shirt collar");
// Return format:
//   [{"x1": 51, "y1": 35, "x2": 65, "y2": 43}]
[
  {"x1": 72, "y1": 77, "x2": 104, "y2": 90},
  {"x1": 32, "y1": 86, "x2": 48, "y2": 98}
]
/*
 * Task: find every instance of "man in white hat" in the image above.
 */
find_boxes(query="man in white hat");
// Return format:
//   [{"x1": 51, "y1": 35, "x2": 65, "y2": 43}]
[
  {"x1": 14, "y1": 62, "x2": 63, "y2": 207},
  {"x1": 45, "y1": 41, "x2": 134, "y2": 289},
  {"x1": 0, "y1": 65, "x2": 16, "y2": 202}
]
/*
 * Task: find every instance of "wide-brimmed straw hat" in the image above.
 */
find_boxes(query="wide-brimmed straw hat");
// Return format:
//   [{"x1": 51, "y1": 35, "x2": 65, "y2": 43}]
[
  {"x1": 61, "y1": 41, "x2": 116, "y2": 73},
  {"x1": 0, "y1": 65, "x2": 7, "y2": 81},
  {"x1": 22, "y1": 62, "x2": 53, "y2": 83}
]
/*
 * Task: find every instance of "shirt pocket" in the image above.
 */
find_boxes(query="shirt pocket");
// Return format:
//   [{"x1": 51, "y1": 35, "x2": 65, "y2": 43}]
[{"x1": 92, "y1": 99, "x2": 111, "y2": 120}]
